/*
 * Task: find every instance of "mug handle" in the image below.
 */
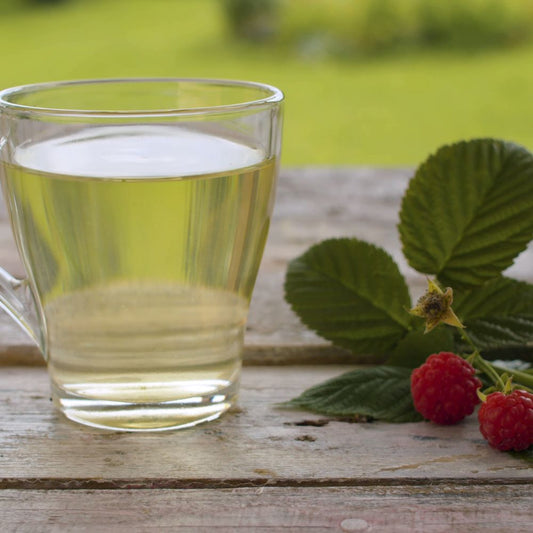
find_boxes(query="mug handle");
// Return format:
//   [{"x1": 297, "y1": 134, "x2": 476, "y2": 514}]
[
  {"x1": 0, "y1": 133, "x2": 42, "y2": 351},
  {"x1": 0, "y1": 266, "x2": 41, "y2": 349}
]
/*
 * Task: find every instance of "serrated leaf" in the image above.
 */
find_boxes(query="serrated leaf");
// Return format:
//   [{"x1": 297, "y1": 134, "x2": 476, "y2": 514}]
[
  {"x1": 453, "y1": 277, "x2": 533, "y2": 351},
  {"x1": 284, "y1": 366, "x2": 422, "y2": 423},
  {"x1": 481, "y1": 347, "x2": 533, "y2": 363},
  {"x1": 386, "y1": 325, "x2": 455, "y2": 368},
  {"x1": 284, "y1": 238, "x2": 410, "y2": 356},
  {"x1": 399, "y1": 139, "x2": 533, "y2": 287}
]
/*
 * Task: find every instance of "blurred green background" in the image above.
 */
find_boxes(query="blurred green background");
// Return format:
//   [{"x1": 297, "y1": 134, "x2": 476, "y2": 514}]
[{"x1": 1, "y1": 0, "x2": 532, "y2": 165}]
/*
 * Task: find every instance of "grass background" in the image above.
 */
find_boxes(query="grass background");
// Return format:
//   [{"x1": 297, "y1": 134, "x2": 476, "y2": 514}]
[{"x1": 1, "y1": 0, "x2": 532, "y2": 165}]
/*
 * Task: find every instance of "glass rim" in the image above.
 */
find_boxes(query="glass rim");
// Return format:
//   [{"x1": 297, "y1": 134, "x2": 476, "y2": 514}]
[{"x1": 0, "y1": 77, "x2": 284, "y2": 118}]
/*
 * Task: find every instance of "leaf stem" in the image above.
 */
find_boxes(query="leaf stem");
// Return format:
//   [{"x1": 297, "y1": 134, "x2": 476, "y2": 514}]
[
  {"x1": 492, "y1": 365, "x2": 533, "y2": 391},
  {"x1": 458, "y1": 328, "x2": 479, "y2": 354},
  {"x1": 458, "y1": 329, "x2": 505, "y2": 388},
  {"x1": 473, "y1": 353, "x2": 507, "y2": 389},
  {"x1": 458, "y1": 328, "x2": 533, "y2": 391}
]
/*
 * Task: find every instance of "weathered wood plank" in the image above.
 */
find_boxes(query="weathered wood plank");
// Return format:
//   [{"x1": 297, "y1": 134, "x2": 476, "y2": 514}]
[
  {"x1": 0, "y1": 366, "x2": 530, "y2": 484},
  {"x1": 1, "y1": 167, "x2": 532, "y2": 364},
  {"x1": 0, "y1": 486, "x2": 532, "y2": 532}
]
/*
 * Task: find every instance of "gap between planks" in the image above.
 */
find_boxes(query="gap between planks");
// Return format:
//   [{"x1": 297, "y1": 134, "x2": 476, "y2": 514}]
[
  {"x1": 0, "y1": 344, "x2": 373, "y2": 367},
  {"x1": 1, "y1": 477, "x2": 532, "y2": 491}
]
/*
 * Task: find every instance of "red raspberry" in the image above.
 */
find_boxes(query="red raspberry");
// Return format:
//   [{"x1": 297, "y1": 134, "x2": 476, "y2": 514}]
[
  {"x1": 411, "y1": 352, "x2": 482, "y2": 425},
  {"x1": 478, "y1": 390, "x2": 533, "y2": 451}
]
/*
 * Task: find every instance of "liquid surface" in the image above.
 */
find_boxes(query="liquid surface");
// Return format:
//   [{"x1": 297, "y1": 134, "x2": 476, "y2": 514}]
[
  {"x1": 15, "y1": 125, "x2": 265, "y2": 178},
  {"x1": 2, "y1": 125, "x2": 277, "y2": 430}
]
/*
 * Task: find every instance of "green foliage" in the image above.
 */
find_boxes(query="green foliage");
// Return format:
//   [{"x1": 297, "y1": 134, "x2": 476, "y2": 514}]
[
  {"x1": 454, "y1": 277, "x2": 533, "y2": 322},
  {"x1": 223, "y1": 0, "x2": 280, "y2": 41},
  {"x1": 28, "y1": 0, "x2": 68, "y2": 4},
  {"x1": 1, "y1": 0, "x2": 533, "y2": 165},
  {"x1": 399, "y1": 139, "x2": 533, "y2": 287},
  {"x1": 285, "y1": 238, "x2": 411, "y2": 356},
  {"x1": 286, "y1": 140, "x2": 533, "y2": 366},
  {"x1": 255, "y1": 0, "x2": 533, "y2": 57},
  {"x1": 453, "y1": 277, "x2": 533, "y2": 351},
  {"x1": 2, "y1": 0, "x2": 68, "y2": 10},
  {"x1": 510, "y1": 448, "x2": 533, "y2": 464},
  {"x1": 386, "y1": 326, "x2": 455, "y2": 369},
  {"x1": 354, "y1": 0, "x2": 418, "y2": 55},
  {"x1": 284, "y1": 138, "x2": 533, "y2": 426},
  {"x1": 284, "y1": 366, "x2": 422, "y2": 423},
  {"x1": 417, "y1": 0, "x2": 532, "y2": 49}
]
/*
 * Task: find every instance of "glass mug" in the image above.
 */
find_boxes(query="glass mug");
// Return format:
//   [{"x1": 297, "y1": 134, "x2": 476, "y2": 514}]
[{"x1": 0, "y1": 78, "x2": 283, "y2": 431}]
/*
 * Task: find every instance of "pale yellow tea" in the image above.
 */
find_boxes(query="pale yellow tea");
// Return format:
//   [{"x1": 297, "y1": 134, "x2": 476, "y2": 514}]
[{"x1": 2, "y1": 125, "x2": 277, "y2": 429}]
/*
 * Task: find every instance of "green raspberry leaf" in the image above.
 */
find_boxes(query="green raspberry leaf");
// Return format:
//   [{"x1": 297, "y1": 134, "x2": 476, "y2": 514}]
[
  {"x1": 399, "y1": 139, "x2": 533, "y2": 287},
  {"x1": 284, "y1": 238, "x2": 410, "y2": 357},
  {"x1": 453, "y1": 277, "x2": 533, "y2": 353},
  {"x1": 283, "y1": 366, "x2": 422, "y2": 423},
  {"x1": 386, "y1": 325, "x2": 455, "y2": 368}
]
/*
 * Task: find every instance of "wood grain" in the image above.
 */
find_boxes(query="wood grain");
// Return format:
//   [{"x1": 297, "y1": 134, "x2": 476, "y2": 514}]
[
  {"x1": 0, "y1": 485, "x2": 531, "y2": 532},
  {"x1": 0, "y1": 366, "x2": 530, "y2": 485}
]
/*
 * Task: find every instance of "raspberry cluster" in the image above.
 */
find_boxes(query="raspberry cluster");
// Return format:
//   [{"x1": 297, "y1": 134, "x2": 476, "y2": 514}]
[{"x1": 411, "y1": 351, "x2": 533, "y2": 452}]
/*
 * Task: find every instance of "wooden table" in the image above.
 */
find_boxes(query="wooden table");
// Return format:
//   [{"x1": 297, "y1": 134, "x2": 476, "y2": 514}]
[{"x1": 0, "y1": 168, "x2": 531, "y2": 532}]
